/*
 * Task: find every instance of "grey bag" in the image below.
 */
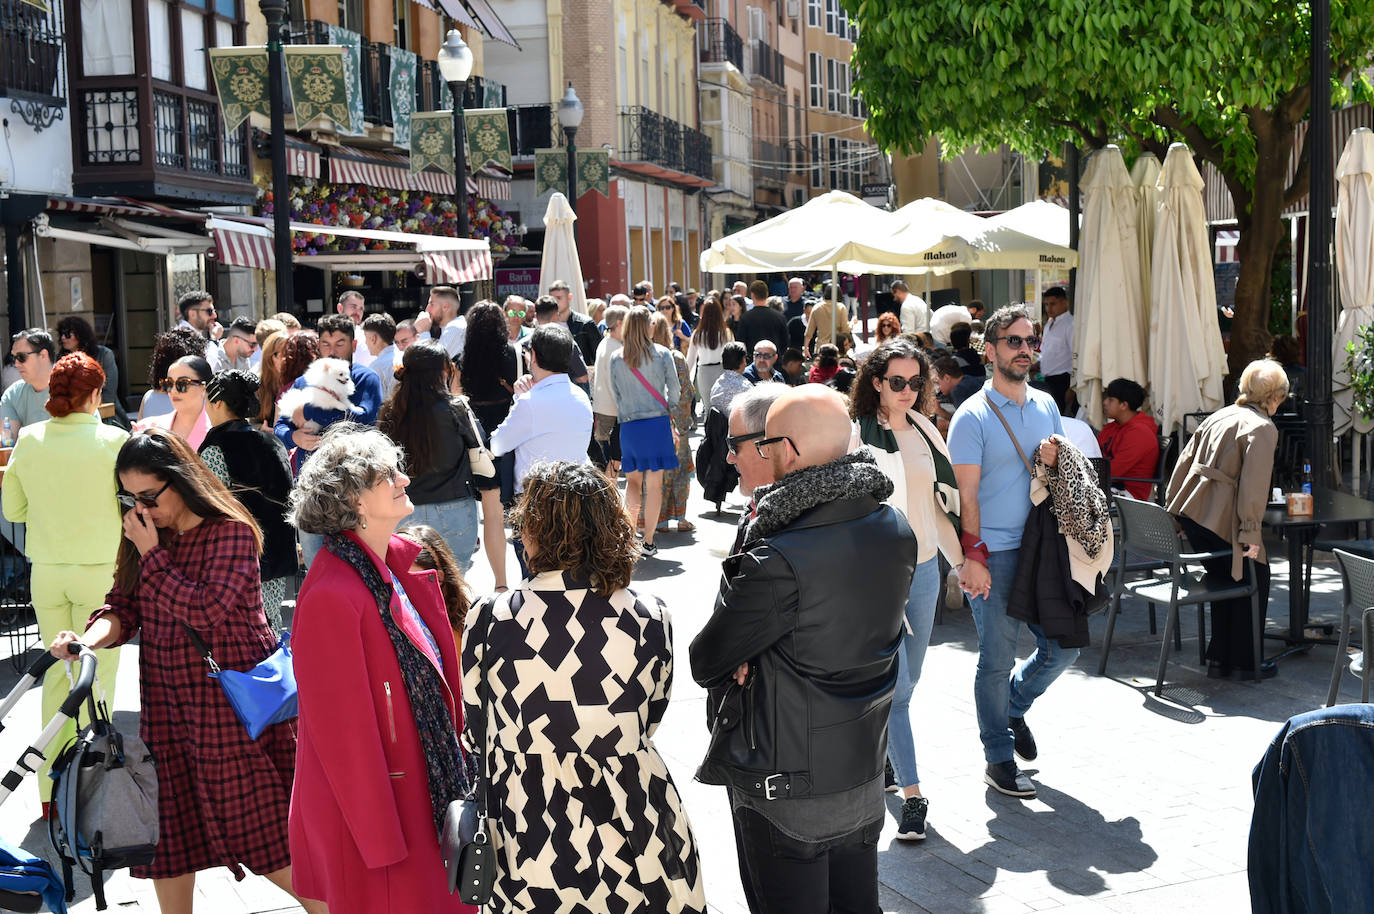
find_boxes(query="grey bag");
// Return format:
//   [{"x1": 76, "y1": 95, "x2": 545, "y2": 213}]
[{"x1": 49, "y1": 704, "x2": 158, "y2": 911}]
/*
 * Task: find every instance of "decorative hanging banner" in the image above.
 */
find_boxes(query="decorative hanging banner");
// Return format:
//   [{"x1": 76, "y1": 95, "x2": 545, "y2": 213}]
[
  {"x1": 534, "y1": 149, "x2": 567, "y2": 197},
  {"x1": 465, "y1": 108, "x2": 512, "y2": 171},
  {"x1": 324, "y1": 26, "x2": 364, "y2": 134},
  {"x1": 576, "y1": 148, "x2": 610, "y2": 199},
  {"x1": 208, "y1": 47, "x2": 270, "y2": 133},
  {"x1": 389, "y1": 46, "x2": 417, "y2": 147},
  {"x1": 284, "y1": 46, "x2": 351, "y2": 130},
  {"x1": 410, "y1": 111, "x2": 454, "y2": 175},
  {"x1": 19, "y1": 0, "x2": 51, "y2": 10}
]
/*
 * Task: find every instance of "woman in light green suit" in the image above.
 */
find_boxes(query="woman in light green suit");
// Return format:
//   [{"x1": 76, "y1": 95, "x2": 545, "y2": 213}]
[{"x1": 2, "y1": 351, "x2": 127, "y2": 814}]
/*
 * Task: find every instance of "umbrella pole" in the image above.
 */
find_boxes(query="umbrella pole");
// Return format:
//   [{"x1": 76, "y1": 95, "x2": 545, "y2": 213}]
[
  {"x1": 832, "y1": 264, "x2": 839, "y2": 347},
  {"x1": 924, "y1": 274, "x2": 931, "y2": 311}
]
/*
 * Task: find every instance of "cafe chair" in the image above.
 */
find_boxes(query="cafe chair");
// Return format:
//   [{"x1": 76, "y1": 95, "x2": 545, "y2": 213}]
[
  {"x1": 1097, "y1": 534, "x2": 1178, "y2": 677},
  {"x1": 1102, "y1": 498, "x2": 1261, "y2": 696},
  {"x1": 1111, "y1": 434, "x2": 1177, "y2": 506},
  {"x1": 1300, "y1": 474, "x2": 1374, "y2": 627},
  {"x1": 1325, "y1": 549, "x2": 1374, "y2": 706}
]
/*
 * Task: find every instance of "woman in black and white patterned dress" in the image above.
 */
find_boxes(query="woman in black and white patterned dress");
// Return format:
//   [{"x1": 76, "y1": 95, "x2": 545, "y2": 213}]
[{"x1": 461, "y1": 461, "x2": 705, "y2": 913}]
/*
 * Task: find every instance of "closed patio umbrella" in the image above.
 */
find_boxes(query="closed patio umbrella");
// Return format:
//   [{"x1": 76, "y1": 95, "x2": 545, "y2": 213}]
[
  {"x1": 1149, "y1": 144, "x2": 1228, "y2": 433},
  {"x1": 1130, "y1": 152, "x2": 1163, "y2": 326},
  {"x1": 539, "y1": 192, "x2": 586, "y2": 314},
  {"x1": 1334, "y1": 127, "x2": 1374, "y2": 436},
  {"x1": 1075, "y1": 146, "x2": 1147, "y2": 428}
]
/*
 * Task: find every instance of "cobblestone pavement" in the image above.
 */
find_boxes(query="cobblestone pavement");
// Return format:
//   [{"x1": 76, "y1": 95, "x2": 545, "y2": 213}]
[{"x1": 0, "y1": 458, "x2": 1354, "y2": 913}]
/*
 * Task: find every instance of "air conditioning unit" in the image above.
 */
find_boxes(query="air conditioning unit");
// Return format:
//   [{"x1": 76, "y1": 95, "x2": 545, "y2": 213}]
[{"x1": 786, "y1": 0, "x2": 800, "y2": 18}]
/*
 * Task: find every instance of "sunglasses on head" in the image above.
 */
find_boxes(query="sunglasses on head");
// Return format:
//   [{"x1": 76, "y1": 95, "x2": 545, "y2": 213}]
[
  {"x1": 117, "y1": 480, "x2": 171, "y2": 510},
  {"x1": 726, "y1": 430, "x2": 764, "y2": 456},
  {"x1": 995, "y1": 334, "x2": 1041, "y2": 350},
  {"x1": 156, "y1": 377, "x2": 207, "y2": 394},
  {"x1": 879, "y1": 374, "x2": 922, "y2": 392}
]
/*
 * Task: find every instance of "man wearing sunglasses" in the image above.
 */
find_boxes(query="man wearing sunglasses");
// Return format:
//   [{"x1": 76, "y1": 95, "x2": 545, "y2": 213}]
[
  {"x1": 2, "y1": 329, "x2": 59, "y2": 437},
  {"x1": 948, "y1": 304, "x2": 1069, "y2": 801},
  {"x1": 742, "y1": 341, "x2": 785, "y2": 385},
  {"x1": 692, "y1": 385, "x2": 916, "y2": 913},
  {"x1": 1038, "y1": 286, "x2": 1075, "y2": 415},
  {"x1": 175, "y1": 290, "x2": 223, "y2": 342},
  {"x1": 208, "y1": 317, "x2": 258, "y2": 374}
]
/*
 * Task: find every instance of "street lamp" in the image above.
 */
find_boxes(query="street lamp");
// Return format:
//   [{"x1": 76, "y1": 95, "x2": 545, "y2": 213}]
[
  {"x1": 437, "y1": 29, "x2": 475, "y2": 310},
  {"x1": 557, "y1": 84, "x2": 584, "y2": 215},
  {"x1": 260, "y1": 0, "x2": 292, "y2": 313}
]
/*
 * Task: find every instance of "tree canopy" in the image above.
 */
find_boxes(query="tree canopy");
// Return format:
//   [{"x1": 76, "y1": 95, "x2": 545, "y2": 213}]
[{"x1": 850, "y1": 0, "x2": 1374, "y2": 370}]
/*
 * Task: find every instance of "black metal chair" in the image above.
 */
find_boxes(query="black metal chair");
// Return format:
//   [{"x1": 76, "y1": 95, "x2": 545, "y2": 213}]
[
  {"x1": 1299, "y1": 472, "x2": 1374, "y2": 627},
  {"x1": 1099, "y1": 498, "x2": 1261, "y2": 696},
  {"x1": 1327, "y1": 549, "x2": 1374, "y2": 706},
  {"x1": 1111, "y1": 433, "x2": 1178, "y2": 506}
]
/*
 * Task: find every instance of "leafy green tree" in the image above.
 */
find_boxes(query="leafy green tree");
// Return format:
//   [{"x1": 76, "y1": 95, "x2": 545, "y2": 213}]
[{"x1": 851, "y1": 0, "x2": 1374, "y2": 374}]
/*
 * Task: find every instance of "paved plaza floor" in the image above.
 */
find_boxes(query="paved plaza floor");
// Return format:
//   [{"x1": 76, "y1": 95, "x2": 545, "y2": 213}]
[{"x1": 0, "y1": 465, "x2": 1356, "y2": 913}]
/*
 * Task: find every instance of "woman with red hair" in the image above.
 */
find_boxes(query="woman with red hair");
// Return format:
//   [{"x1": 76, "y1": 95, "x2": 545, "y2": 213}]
[{"x1": 1, "y1": 352, "x2": 128, "y2": 815}]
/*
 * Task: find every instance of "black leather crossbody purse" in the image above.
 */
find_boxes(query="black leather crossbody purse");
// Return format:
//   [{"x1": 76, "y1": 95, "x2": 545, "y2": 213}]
[{"x1": 440, "y1": 593, "x2": 501, "y2": 903}]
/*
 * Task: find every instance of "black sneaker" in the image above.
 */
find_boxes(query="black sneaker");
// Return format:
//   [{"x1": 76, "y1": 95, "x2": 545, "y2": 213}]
[
  {"x1": 895, "y1": 795, "x2": 929, "y2": 841},
  {"x1": 1009, "y1": 716, "x2": 1037, "y2": 761},
  {"x1": 884, "y1": 759, "x2": 899, "y2": 794},
  {"x1": 640, "y1": 542, "x2": 658, "y2": 558},
  {"x1": 984, "y1": 761, "x2": 1036, "y2": 799}
]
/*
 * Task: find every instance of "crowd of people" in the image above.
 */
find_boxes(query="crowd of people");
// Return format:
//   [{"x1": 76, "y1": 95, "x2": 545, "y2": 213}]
[{"x1": 0, "y1": 275, "x2": 1295, "y2": 913}]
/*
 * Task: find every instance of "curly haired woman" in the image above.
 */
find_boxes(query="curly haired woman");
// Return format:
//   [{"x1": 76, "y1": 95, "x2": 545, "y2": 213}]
[{"x1": 462, "y1": 461, "x2": 705, "y2": 913}]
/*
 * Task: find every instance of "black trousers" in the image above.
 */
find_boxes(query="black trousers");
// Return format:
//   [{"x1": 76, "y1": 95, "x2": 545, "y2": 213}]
[
  {"x1": 1044, "y1": 372, "x2": 1073, "y2": 415},
  {"x1": 731, "y1": 806, "x2": 881, "y2": 914},
  {"x1": 1178, "y1": 515, "x2": 1271, "y2": 670}
]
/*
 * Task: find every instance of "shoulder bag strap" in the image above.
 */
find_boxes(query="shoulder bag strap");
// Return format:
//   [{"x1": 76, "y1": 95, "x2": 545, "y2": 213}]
[
  {"x1": 629, "y1": 363, "x2": 671, "y2": 410},
  {"x1": 473, "y1": 591, "x2": 503, "y2": 822},
  {"x1": 983, "y1": 391, "x2": 1035, "y2": 475},
  {"x1": 179, "y1": 621, "x2": 221, "y2": 674}
]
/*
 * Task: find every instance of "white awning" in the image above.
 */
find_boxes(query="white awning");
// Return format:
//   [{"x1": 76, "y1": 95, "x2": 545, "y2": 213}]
[{"x1": 33, "y1": 214, "x2": 209, "y2": 254}]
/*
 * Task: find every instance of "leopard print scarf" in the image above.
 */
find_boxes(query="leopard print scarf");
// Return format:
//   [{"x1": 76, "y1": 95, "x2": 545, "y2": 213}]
[{"x1": 1034, "y1": 440, "x2": 1109, "y2": 560}]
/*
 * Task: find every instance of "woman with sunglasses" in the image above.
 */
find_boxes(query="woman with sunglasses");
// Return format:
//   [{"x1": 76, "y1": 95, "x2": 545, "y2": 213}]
[
  {"x1": 201, "y1": 370, "x2": 297, "y2": 632},
  {"x1": 48, "y1": 429, "x2": 326, "y2": 914},
  {"x1": 458, "y1": 301, "x2": 518, "y2": 588},
  {"x1": 3, "y1": 352, "x2": 127, "y2": 816},
  {"x1": 137, "y1": 328, "x2": 206, "y2": 421},
  {"x1": 849, "y1": 338, "x2": 965, "y2": 843},
  {"x1": 136, "y1": 355, "x2": 212, "y2": 449},
  {"x1": 656, "y1": 296, "x2": 691, "y2": 354},
  {"x1": 57, "y1": 314, "x2": 130, "y2": 428}
]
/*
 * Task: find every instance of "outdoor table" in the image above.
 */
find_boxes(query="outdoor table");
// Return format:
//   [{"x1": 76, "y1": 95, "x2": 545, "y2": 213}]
[{"x1": 1263, "y1": 486, "x2": 1374, "y2": 653}]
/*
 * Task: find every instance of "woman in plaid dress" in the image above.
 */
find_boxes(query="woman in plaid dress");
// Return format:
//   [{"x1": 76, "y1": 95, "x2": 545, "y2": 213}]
[{"x1": 50, "y1": 429, "x2": 325, "y2": 914}]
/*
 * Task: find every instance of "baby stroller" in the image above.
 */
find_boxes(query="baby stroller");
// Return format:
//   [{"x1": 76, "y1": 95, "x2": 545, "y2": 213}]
[{"x1": 0, "y1": 645, "x2": 95, "y2": 913}]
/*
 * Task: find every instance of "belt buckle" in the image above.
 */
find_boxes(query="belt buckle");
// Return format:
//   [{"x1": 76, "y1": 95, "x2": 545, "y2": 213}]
[{"x1": 763, "y1": 773, "x2": 784, "y2": 800}]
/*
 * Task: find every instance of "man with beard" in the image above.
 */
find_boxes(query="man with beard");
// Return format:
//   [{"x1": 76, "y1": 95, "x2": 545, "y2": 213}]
[
  {"x1": 948, "y1": 304, "x2": 1069, "y2": 800},
  {"x1": 691, "y1": 385, "x2": 916, "y2": 913}
]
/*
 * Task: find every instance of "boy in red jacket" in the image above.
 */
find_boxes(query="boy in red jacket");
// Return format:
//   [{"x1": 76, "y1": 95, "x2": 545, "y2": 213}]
[{"x1": 1097, "y1": 378, "x2": 1160, "y2": 500}]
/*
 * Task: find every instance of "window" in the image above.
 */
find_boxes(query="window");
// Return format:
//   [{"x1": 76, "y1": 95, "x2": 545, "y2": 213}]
[
  {"x1": 850, "y1": 71, "x2": 863, "y2": 118},
  {"x1": 826, "y1": 58, "x2": 838, "y2": 112},
  {"x1": 338, "y1": 0, "x2": 363, "y2": 31},
  {"x1": 393, "y1": 0, "x2": 408, "y2": 48},
  {"x1": 811, "y1": 133, "x2": 823, "y2": 187},
  {"x1": 807, "y1": 0, "x2": 820, "y2": 27},
  {"x1": 824, "y1": 0, "x2": 835, "y2": 34},
  {"x1": 808, "y1": 52, "x2": 823, "y2": 108},
  {"x1": 828, "y1": 136, "x2": 839, "y2": 188},
  {"x1": 836, "y1": 2, "x2": 847, "y2": 35}
]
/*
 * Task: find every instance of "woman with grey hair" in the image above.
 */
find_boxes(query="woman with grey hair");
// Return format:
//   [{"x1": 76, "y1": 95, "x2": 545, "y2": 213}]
[{"x1": 286, "y1": 423, "x2": 474, "y2": 914}]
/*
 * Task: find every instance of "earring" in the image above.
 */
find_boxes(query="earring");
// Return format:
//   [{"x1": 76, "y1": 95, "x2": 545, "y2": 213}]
[{"x1": 360, "y1": 518, "x2": 368, "y2": 529}]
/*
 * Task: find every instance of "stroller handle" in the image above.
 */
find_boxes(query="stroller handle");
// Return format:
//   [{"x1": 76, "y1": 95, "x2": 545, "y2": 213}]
[{"x1": 56, "y1": 644, "x2": 98, "y2": 720}]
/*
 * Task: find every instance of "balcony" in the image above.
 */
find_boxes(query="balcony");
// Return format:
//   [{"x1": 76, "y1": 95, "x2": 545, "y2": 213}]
[
  {"x1": 698, "y1": 18, "x2": 743, "y2": 70},
  {"x1": 1, "y1": 0, "x2": 66, "y2": 130},
  {"x1": 671, "y1": 0, "x2": 707, "y2": 21},
  {"x1": 507, "y1": 104, "x2": 554, "y2": 156},
  {"x1": 753, "y1": 140, "x2": 786, "y2": 188},
  {"x1": 619, "y1": 106, "x2": 713, "y2": 181},
  {"x1": 747, "y1": 39, "x2": 785, "y2": 88}
]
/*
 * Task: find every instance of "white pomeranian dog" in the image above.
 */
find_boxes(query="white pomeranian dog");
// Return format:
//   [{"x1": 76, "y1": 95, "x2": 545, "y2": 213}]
[{"x1": 277, "y1": 357, "x2": 356, "y2": 432}]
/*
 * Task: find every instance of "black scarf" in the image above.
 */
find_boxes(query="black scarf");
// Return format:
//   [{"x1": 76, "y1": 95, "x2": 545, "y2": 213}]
[
  {"x1": 742, "y1": 450, "x2": 894, "y2": 550},
  {"x1": 325, "y1": 534, "x2": 476, "y2": 837}
]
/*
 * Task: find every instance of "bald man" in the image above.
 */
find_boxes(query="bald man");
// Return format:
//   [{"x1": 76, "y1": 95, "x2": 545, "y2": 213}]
[{"x1": 690, "y1": 384, "x2": 917, "y2": 913}]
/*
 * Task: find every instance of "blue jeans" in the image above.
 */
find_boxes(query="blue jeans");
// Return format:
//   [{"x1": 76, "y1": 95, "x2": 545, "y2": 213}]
[
  {"x1": 969, "y1": 549, "x2": 1080, "y2": 764},
  {"x1": 403, "y1": 497, "x2": 481, "y2": 573},
  {"x1": 887, "y1": 556, "x2": 940, "y2": 789}
]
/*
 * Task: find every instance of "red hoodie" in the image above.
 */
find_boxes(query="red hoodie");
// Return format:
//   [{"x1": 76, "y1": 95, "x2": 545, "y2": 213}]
[{"x1": 1098, "y1": 411, "x2": 1160, "y2": 500}]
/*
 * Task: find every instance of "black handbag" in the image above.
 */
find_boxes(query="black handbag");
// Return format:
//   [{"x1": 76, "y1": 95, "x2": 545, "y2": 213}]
[{"x1": 440, "y1": 593, "x2": 500, "y2": 904}]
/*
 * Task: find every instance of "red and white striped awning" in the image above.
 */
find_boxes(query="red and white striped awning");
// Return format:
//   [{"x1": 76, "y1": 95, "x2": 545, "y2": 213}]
[
  {"x1": 47, "y1": 195, "x2": 203, "y2": 219},
  {"x1": 287, "y1": 141, "x2": 323, "y2": 179},
  {"x1": 1215, "y1": 229, "x2": 1240, "y2": 263},
  {"x1": 326, "y1": 148, "x2": 509, "y2": 199},
  {"x1": 423, "y1": 249, "x2": 494, "y2": 284},
  {"x1": 208, "y1": 217, "x2": 274, "y2": 270}
]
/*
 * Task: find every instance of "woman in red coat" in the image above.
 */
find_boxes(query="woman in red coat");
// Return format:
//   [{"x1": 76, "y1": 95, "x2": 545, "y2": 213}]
[{"x1": 288, "y1": 423, "x2": 475, "y2": 914}]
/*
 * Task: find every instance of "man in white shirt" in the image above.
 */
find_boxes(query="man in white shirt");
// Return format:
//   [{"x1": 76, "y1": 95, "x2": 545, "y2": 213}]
[
  {"x1": 361, "y1": 313, "x2": 398, "y2": 400},
  {"x1": 425, "y1": 286, "x2": 466, "y2": 358},
  {"x1": 893, "y1": 280, "x2": 930, "y2": 334},
  {"x1": 1037, "y1": 286, "x2": 1075, "y2": 416},
  {"x1": 592, "y1": 304, "x2": 628, "y2": 472},
  {"x1": 336, "y1": 290, "x2": 373, "y2": 368}
]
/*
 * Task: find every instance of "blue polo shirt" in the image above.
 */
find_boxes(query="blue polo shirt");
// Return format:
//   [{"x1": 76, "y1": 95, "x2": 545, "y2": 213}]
[{"x1": 947, "y1": 381, "x2": 1064, "y2": 552}]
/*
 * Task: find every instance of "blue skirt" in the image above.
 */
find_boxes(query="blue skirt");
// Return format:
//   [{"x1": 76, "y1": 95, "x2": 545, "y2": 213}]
[{"x1": 619, "y1": 415, "x2": 680, "y2": 472}]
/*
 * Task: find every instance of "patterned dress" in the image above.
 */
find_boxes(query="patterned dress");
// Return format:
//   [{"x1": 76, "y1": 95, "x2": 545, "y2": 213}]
[
  {"x1": 200, "y1": 445, "x2": 286, "y2": 632},
  {"x1": 461, "y1": 572, "x2": 705, "y2": 914},
  {"x1": 92, "y1": 518, "x2": 295, "y2": 881},
  {"x1": 661, "y1": 350, "x2": 696, "y2": 522}
]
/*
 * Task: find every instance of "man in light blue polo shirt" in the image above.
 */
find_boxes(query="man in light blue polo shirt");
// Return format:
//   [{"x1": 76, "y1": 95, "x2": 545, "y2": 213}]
[{"x1": 948, "y1": 304, "x2": 1071, "y2": 801}]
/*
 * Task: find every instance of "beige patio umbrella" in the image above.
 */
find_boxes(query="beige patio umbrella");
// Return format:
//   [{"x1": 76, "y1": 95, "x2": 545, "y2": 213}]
[
  {"x1": 1334, "y1": 128, "x2": 1374, "y2": 437},
  {"x1": 1149, "y1": 144, "x2": 1228, "y2": 433},
  {"x1": 1130, "y1": 152, "x2": 1163, "y2": 325},
  {"x1": 1075, "y1": 146, "x2": 1147, "y2": 428},
  {"x1": 539, "y1": 192, "x2": 586, "y2": 314}
]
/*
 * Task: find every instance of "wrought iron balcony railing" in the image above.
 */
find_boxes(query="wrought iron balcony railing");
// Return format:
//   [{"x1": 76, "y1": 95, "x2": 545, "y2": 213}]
[
  {"x1": 698, "y1": 18, "x2": 743, "y2": 71},
  {"x1": 620, "y1": 107, "x2": 713, "y2": 181}
]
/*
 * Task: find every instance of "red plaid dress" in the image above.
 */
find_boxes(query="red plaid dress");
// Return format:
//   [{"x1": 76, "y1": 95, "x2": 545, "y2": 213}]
[{"x1": 91, "y1": 518, "x2": 296, "y2": 881}]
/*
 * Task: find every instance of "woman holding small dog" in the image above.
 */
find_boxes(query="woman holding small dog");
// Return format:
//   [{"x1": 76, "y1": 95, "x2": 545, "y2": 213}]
[{"x1": 136, "y1": 354, "x2": 212, "y2": 449}]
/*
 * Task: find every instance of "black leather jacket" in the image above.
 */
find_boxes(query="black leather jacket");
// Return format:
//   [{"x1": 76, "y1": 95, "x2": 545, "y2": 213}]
[{"x1": 689, "y1": 494, "x2": 916, "y2": 800}]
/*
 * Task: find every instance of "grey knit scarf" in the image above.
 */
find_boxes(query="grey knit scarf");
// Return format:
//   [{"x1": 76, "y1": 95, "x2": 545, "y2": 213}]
[{"x1": 742, "y1": 450, "x2": 894, "y2": 550}]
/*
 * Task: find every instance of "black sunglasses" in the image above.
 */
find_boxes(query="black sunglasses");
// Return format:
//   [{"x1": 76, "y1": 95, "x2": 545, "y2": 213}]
[
  {"x1": 12, "y1": 351, "x2": 41, "y2": 364},
  {"x1": 879, "y1": 374, "x2": 922, "y2": 392},
  {"x1": 755, "y1": 435, "x2": 799, "y2": 459},
  {"x1": 727, "y1": 430, "x2": 764, "y2": 456},
  {"x1": 993, "y1": 334, "x2": 1041, "y2": 350},
  {"x1": 117, "y1": 480, "x2": 171, "y2": 510},
  {"x1": 156, "y1": 377, "x2": 207, "y2": 394}
]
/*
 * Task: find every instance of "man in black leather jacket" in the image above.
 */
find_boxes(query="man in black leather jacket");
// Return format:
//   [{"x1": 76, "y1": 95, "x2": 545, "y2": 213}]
[
  {"x1": 689, "y1": 385, "x2": 917, "y2": 914},
  {"x1": 548, "y1": 278, "x2": 603, "y2": 366}
]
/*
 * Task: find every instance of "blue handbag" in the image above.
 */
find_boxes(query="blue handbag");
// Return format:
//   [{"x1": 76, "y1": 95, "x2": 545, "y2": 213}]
[{"x1": 182, "y1": 623, "x2": 298, "y2": 739}]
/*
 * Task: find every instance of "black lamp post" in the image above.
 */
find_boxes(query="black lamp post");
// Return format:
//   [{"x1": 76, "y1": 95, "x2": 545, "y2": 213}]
[
  {"x1": 1307, "y1": 0, "x2": 1334, "y2": 488},
  {"x1": 260, "y1": 0, "x2": 292, "y2": 312},
  {"x1": 438, "y1": 29, "x2": 475, "y2": 311},
  {"x1": 557, "y1": 85, "x2": 584, "y2": 216}
]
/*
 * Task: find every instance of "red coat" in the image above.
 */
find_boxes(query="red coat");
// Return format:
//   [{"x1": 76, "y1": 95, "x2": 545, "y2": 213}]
[
  {"x1": 1098, "y1": 411, "x2": 1161, "y2": 501},
  {"x1": 289, "y1": 531, "x2": 474, "y2": 914}
]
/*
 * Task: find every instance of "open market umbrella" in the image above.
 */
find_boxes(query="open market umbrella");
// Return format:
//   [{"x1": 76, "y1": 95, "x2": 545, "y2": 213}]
[
  {"x1": 1130, "y1": 152, "x2": 1163, "y2": 326},
  {"x1": 1075, "y1": 146, "x2": 1147, "y2": 428},
  {"x1": 539, "y1": 192, "x2": 586, "y2": 314},
  {"x1": 983, "y1": 200, "x2": 1073, "y2": 247},
  {"x1": 1334, "y1": 127, "x2": 1374, "y2": 436},
  {"x1": 1148, "y1": 144, "x2": 1228, "y2": 433}
]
